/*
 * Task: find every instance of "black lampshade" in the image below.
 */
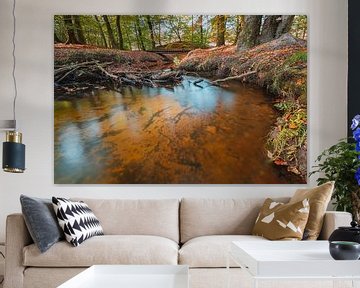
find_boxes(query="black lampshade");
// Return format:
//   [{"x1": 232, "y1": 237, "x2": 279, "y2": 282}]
[{"x1": 2, "y1": 131, "x2": 25, "y2": 173}]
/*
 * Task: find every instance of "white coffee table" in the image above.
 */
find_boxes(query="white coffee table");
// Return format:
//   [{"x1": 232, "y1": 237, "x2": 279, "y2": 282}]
[
  {"x1": 58, "y1": 265, "x2": 189, "y2": 288},
  {"x1": 228, "y1": 241, "x2": 360, "y2": 288}
]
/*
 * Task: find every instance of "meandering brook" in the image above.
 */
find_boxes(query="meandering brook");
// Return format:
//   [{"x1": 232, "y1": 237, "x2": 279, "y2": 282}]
[{"x1": 54, "y1": 77, "x2": 296, "y2": 184}]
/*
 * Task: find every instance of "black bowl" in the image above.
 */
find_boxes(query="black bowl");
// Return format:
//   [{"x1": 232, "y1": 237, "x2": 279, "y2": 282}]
[{"x1": 329, "y1": 241, "x2": 360, "y2": 260}]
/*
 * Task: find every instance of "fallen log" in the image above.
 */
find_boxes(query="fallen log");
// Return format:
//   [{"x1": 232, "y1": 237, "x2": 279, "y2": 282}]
[
  {"x1": 211, "y1": 71, "x2": 257, "y2": 84},
  {"x1": 95, "y1": 62, "x2": 118, "y2": 81},
  {"x1": 152, "y1": 70, "x2": 180, "y2": 81},
  {"x1": 54, "y1": 61, "x2": 185, "y2": 96},
  {"x1": 55, "y1": 61, "x2": 103, "y2": 75}
]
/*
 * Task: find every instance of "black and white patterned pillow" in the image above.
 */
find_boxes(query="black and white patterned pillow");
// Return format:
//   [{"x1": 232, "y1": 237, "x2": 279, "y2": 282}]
[{"x1": 52, "y1": 197, "x2": 104, "y2": 247}]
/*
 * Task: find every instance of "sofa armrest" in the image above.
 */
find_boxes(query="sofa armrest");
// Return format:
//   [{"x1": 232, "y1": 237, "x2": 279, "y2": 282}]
[
  {"x1": 4, "y1": 214, "x2": 32, "y2": 288},
  {"x1": 318, "y1": 211, "x2": 352, "y2": 240}
]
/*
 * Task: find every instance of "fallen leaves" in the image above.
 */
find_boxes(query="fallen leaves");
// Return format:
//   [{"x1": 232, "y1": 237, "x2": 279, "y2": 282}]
[
  {"x1": 274, "y1": 159, "x2": 288, "y2": 166},
  {"x1": 289, "y1": 123, "x2": 298, "y2": 129}
]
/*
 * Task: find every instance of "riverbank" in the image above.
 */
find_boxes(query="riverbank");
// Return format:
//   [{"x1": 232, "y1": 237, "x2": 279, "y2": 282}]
[
  {"x1": 54, "y1": 44, "x2": 187, "y2": 97},
  {"x1": 178, "y1": 34, "x2": 307, "y2": 181},
  {"x1": 55, "y1": 43, "x2": 176, "y2": 70}
]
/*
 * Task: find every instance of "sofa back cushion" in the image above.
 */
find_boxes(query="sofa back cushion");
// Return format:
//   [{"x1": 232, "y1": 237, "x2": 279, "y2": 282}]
[
  {"x1": 72, "y1": 198, "x2": 179, "y2": 243},
  {"x1": 180, "y1": 198, "x2": 289, "y2": 243}
]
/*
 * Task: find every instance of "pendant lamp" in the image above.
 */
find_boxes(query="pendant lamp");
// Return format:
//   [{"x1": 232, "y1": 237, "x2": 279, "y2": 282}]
[{"x1": 1, "y1": 0, "x2": 26, "y2": 173}]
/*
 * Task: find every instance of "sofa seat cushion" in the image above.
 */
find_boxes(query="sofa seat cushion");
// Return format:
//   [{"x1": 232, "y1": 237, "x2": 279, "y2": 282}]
[
  {"x1": 23, "y1": 235, "x2": 179, "y2": 267},
  {"x1": 179, "y1": 235, "x2": 267, "y2": 268}
]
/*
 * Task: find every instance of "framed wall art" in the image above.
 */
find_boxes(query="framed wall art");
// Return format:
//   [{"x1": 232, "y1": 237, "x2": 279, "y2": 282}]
[{"x1": 54, "y1": 15, "x2": 307, "y2": 184}]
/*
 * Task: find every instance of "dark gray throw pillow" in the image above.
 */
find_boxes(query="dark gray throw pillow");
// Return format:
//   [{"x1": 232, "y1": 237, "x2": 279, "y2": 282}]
[{"x1": 20, "y1": 195, "x2": 64, "y2": 253}]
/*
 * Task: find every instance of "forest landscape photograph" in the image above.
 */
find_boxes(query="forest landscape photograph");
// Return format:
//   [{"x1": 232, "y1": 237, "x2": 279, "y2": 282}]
[{"x1": 54, "y1": 15, "x2": 308, "y2": 184}]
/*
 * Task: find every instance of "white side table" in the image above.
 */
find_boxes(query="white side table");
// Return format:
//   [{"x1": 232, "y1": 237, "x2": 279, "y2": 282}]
[
  {"x1": 227, "y1": 241, "x2": 360, "y2": 288},
  {"x1": 58, "y1": 265, "x2": 189, "y2": 288}
]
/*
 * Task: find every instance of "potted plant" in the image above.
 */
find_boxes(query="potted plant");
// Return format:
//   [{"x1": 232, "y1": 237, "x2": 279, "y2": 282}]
[{"x1": 310, "y1": 115, "x2": 360, "y2": 222}]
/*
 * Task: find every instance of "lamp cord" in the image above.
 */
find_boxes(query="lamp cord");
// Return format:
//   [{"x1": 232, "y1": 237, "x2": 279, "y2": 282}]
[
  {"x1": 0, "y1": 251, "x2": 4, "y2": 284},
  {"x1": 11, "y1": 0, "x2": 17, "y2": 130}
]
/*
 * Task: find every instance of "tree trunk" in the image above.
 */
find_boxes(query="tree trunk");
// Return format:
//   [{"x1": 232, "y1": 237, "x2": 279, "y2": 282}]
[
  {"x1": 275, "y1": 15, "x2": 295, "y2": 38},
  {"x1": 54, "y1": 32, "x2": 62, "y2": 43},
  {"x1": 173, "y1": 18, "x2": 182, "y2": 42},
  {"x1": 199, "y1": 15, "x2": 203, "y2": 47},
  {"x1": 146, "y1": 16, "x2": 156, "y2": 49},
  {"x1": 124, "y1": 26, "x2": 132, "y2": 50},
  {"x1": 257, "y1": 15, "x2": 280, "y2": 44},
  {"x1": 191, "y1": 15, "x2": 194, "y2": 43},
  {"x1": 236, "y1": 15, "x2": 262, "y2": 50},
  {"x1": 72, "y1": 15, "x2": 86, "y2": 44},
  {"x1": 103, "y1": 15, "x2": 117, "y2": 49},
  {"x1": 233, "y1": 15, "x2": 243, "y2": 45},
  {"x1": 94, "y1": 15, "x2": 108, "y2": 48},
  {"x1": 158, "y1": 19, "x2": 162, "y2": 46},
  {"x1": 135, "y1": 16, "x2": 146, "y2": 50},
  {"x1": 133, "y1": 23, "x2": 141, "y2": 50},
  {"x1": 115, "y1": 16, "x2": 124, "y2": 50},
  {"x1": 216, "y1": 15, "x2": 226, "y2": 46},
  {"x1": 63, "y1": 15, "x2": 79, "y2": 44},
  {"x1": 175, "y1": 31, "x2": 182, "y2": 42}
]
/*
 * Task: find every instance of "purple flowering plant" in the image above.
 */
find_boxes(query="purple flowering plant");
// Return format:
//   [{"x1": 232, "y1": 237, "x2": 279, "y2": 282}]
[
  {"x1": 311, "y1": 115, "x2": 360, "y2": 219},
  {"x1": 352, "y1": 115, "x2": 360, "y2": 184}
]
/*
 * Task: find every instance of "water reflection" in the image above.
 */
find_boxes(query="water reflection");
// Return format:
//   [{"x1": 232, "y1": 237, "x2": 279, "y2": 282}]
[{"x1": 54, "y1": 77, "x2": 293, "y2": 184}]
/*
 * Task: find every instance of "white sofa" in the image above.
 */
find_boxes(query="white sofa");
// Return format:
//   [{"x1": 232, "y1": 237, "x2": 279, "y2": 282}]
[{"x1": 4, "y1": 198, "x2": 352, "y2": 288}]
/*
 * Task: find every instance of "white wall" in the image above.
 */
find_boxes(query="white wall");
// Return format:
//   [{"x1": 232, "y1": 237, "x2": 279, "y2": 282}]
[{"x1": 0, "y1": 0, "x2": 348, "y2": 242}]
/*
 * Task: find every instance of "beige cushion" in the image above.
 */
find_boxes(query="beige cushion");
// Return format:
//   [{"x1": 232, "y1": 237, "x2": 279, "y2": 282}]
[
  {"x1": 180, "y1": 198, "x2": 289, "y2": 243},
  {"x1": 179, "y1": 235, "x2": 267, "y2": 267},
  {"x1": 72, "y1": 198, "x2": 179, "y2": 243},
  {"x1": 23, "y1": 235, "x2": 178, "y2": 267},
  {"x1": 290, "y1": 181, "x2": 334, "y2": 240},
  {"x1": 252, "y1": 198, "x2": 310, "y2": 240}
]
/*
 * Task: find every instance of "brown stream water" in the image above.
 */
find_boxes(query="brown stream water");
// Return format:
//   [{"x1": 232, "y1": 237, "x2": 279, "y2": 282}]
[{"x1": 54, "y1": 77, "x2": 292, "y2": 184}]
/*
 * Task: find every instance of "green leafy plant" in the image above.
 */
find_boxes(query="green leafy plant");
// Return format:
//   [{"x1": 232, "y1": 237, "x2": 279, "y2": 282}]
[
  {"x1": 310, "y1": 141, "x2": 359, "y2": 210},
  {"x1": 286, "y1": 50, "x2": 307, "y2": 65},
  {"x1": 310, "y1": 115, "x2": 360, "y2": 221},
  {"x1": 273, "y1": 101, "x2": 296, "y2": 112}
]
